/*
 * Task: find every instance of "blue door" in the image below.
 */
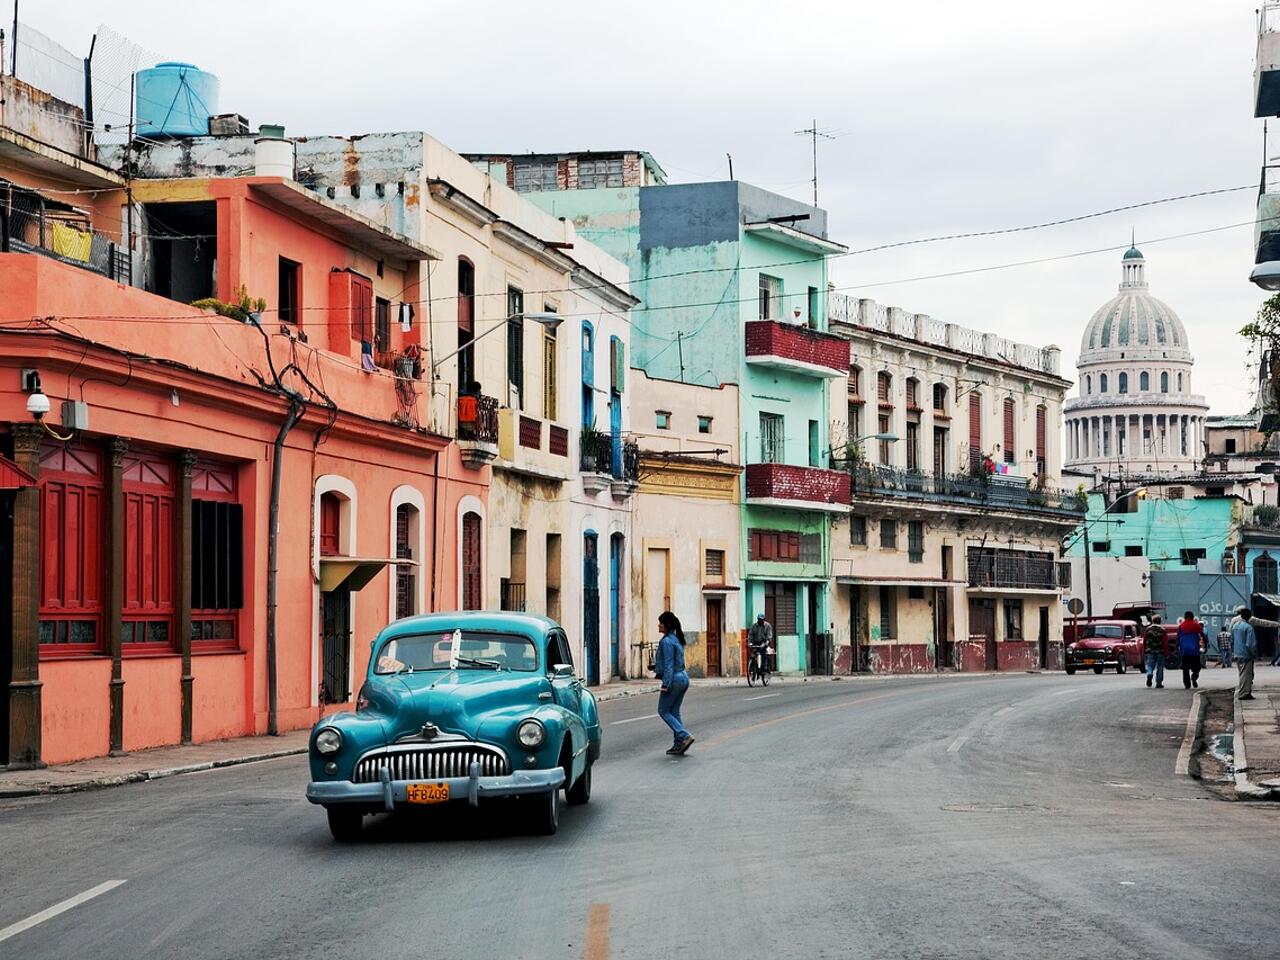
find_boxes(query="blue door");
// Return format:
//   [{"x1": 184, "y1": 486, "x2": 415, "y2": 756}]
[
  {"x1": 609, "y1": 533, "x2": 623, "y2": 678},
  {"x1": 584, "y1": 532, "x2": 600, "y2": 685},
  {"x1": 610, "y1": 399, "x2": 622, "y2": 477}
]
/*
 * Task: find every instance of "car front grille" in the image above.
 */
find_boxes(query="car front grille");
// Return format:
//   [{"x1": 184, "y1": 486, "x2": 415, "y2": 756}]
[{"x1": 352, "y1": 744, "x2": 511, "y2": 783}]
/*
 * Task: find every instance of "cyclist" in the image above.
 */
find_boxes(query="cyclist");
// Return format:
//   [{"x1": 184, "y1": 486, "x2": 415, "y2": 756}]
[{"x1": 748, "y1": 612, "x2": 773, "y2": 677}]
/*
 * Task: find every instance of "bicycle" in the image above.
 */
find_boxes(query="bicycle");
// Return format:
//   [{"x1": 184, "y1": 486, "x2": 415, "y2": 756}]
[{"x1": 746, "y1": 647, "x2": 771, "y2": 687}]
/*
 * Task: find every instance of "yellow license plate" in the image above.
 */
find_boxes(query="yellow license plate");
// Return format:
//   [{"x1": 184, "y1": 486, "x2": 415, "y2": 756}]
[
  {"x1": 406, "y1": 782, "x2": 450, "y2": 804},
  {"x1": 1081, "y1": 659, "x2": 1096, "y2": 665}
]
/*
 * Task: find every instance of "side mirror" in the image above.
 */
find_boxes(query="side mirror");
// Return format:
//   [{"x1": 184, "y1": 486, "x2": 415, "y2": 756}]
[{"x1": 551, "y1": 664, "x2": 574, "y2": 679}]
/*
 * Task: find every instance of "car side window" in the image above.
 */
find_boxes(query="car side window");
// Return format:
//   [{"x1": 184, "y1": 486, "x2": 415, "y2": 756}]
[{"x1": 552, "y1": 631, "x2": 574, "y2": 673}]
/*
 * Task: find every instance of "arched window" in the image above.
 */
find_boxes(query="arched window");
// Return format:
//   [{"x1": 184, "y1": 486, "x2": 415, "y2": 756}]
[
  {"x1": 1160, "y1": 371, "x2": 1169, "y2": 393},
  {"x1": 1178, "y1": 372, "x2": 1184, "y2": 391},
  {"x1": 932, "y1": 382, "x2": 947, "y2": 413},
  {"x1": 461, "y1": 511, "x2": 482, "y2": 610},
  {"x1": 394, "y1": 503, "x2": 418, "y2": 619},
  {"x1": 457, "y1": 258, "x2": 475, "y2": 392},
  {"x1": 1118, "y1": 372, "x2": 1129, "y2": 394},
  {"x1": 1256, "y1": 552, "x2": 1278, "y2": 595},
  {"x1": 1099, "y1": 373, "x2": 1108, "y2": 394},
  {"x1": 1086, "y1": 375, "x2": 1092, "y2": 396},
  {"x1": 877, "y1": 371, "x2": 893, "y2": 404},
  {"x1": 1139, "y1": 371, "x2": 1150, "y2": 392},
  {"x1": 1002, "y1": 398, "x2": 1016, "y2": 464}
]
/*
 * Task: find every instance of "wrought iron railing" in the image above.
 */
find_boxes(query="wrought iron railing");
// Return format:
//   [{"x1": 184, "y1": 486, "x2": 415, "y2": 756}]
[
  {"x1": 1, "y1": 181, "x2": 130, "y2": 283},
  {"x1": 580, "y1": 430, "x2": 640, "y2": 482},
  {"x1": 457, "y1": 392, "x2": 499, "y2": 443},
  {"x1": 967, "y1": 551, "x2": 1066, "y2": 590},
  {"x1": 831, "y1": 459, "x2": 1086, "y2": 516}
]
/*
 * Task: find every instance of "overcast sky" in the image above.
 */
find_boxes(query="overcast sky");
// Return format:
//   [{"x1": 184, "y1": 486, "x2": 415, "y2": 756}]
[{"x1": 26, "y1": 0, "x2": 1270, "y2": 414}]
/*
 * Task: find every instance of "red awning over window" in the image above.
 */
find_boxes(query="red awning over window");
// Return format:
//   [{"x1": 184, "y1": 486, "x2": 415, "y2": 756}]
[{"x1": 0, "y1": 454, "x2": 36, "y2": 489}]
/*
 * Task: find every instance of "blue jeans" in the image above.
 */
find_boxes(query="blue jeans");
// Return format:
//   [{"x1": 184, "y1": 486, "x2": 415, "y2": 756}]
[
  {"x1": 1145, "y1": 653, "x2": 1165, "y2": 685},
  {"x1": 658, "y1": 673, "x2": 690, "y2": 745}
]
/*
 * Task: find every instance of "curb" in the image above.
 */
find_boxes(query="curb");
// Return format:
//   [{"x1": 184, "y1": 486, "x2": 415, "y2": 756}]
[
  {"x1": 0, "y1": 745, "x2": 307, "y2": 799},
  {"x1": 1232, "y1": 691, "x2": 1278, "y2": 800},
  {"x1": 1177, "y1": 690, "x2": 1208, "y2": 780}
]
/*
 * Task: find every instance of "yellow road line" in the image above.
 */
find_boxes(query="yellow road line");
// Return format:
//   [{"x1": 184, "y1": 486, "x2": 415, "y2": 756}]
[{"x1": 584, "y1": 903, "x2": 610, "y2": 960}]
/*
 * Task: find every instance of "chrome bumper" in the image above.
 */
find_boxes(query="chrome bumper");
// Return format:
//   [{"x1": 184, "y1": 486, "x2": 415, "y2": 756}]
[{"x1": 307, "y1": 761, "x2": 565, "y2": 811}]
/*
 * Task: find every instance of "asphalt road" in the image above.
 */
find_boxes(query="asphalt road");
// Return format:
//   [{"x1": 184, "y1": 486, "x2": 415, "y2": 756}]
[{"x1": 2, "y1": 669, "x2": 1278, "y2": 960}]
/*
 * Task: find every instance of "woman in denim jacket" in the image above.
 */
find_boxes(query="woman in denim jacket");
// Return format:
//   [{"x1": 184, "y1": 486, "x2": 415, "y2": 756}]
[{"x1": 655, "y1": 611, "x2": 694, "y2": 755}]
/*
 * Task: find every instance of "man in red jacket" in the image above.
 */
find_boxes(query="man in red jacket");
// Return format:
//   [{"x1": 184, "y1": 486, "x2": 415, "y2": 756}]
[
  {"x1": 1144, "y1": 616, "x2": 1168, "y2": 688},
  {"x1": 1176, "y1": 611, "x2": 1205, "y2": 689}
]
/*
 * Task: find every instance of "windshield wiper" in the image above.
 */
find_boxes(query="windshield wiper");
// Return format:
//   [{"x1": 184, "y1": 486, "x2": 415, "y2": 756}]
[{"x1": 454, "y1": 656, "x2": 502, "y2": 671}]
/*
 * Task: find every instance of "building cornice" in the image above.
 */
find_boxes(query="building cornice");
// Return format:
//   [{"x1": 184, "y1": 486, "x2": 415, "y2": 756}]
[
  {"x1": 427, "y1": 178, "x2": 498, "y2": 227},
  {"x1": 1064, "y1": 394, "x2": 1209, "y2": 414}
]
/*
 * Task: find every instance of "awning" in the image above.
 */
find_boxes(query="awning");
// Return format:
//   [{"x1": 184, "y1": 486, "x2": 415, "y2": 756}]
[
  {"x1": 1254, "y1": 593, "x2": 1280, "y2": 607},
  {"x1": 0, "y1": 454, "x2": 36, "y2": 489},
  {"x1": 836, "y1": 576, "x2": 966, "y2": 587},
  {"x1": 319, "y1": 557, "x2": 413, "y2": 592},
  {"x1": 702, "y1": 583, "x2": 741, "y2": 593}
]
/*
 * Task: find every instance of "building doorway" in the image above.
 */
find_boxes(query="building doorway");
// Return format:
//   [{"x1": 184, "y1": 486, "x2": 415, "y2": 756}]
[
  {"x1": 806, "y1": 584, "x2": 827, "y2": 675},
  {"x1": 583, "y1": 532, "x2": 600, "y2": 685},
  {"x1": 609, "y1": 533, "x2": 623, "y2": 679},
  {"x1": 1038, "y1": 606, "x2": 1050, "y2": 668},
  {"x1": 968, "y1": 597, "x2": 996, "y2": 670},
  {"x1": 321, "y1": 588, "x2": 351, "y2": 704},
  {"x1": 705, "y1": 597, "x2": 723, "y2": 677}
]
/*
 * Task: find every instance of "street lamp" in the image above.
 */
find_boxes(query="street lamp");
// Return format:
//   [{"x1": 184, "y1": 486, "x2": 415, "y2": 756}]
[{"x1": 430, "y1": 311, "x2": 563, "y2": 381}]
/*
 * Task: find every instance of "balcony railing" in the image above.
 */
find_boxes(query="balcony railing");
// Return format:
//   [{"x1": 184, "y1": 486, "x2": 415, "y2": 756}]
[
  {"x1": 580, "y1": 430, "x2": 640, "y2": 482},
  {"x1": 745, "y1": 462, "x2": 851, "y2": 509},
  {"x1": 744, "y1": 320, "x2": 849, "y2": 377},
  {"x1": 833, "y1": 460, "x2": 1086, "y2": 517},
  {"x1": 457, "y1": 392, "x2": 499, "y2": 443},
  {"x1": 1, "y1": 181, "x2": 130, "y2": 283},
  {"x1": 967, "y1": 551, "x2": 1070, "y2": 591}
]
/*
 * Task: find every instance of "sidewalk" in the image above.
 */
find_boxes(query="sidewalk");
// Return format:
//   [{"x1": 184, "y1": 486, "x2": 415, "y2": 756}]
[{"x1": 1234, "y1": 679, "x2": 1280, "y2": 799}]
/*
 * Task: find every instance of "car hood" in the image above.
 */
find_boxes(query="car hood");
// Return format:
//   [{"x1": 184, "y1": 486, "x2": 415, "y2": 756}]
[
  {"x1": 1073, "y1": 638, "x2": 1120, "y2": 649},
  {"x1": 386, "y1": 670, "x2": 547, "y2": 740}
]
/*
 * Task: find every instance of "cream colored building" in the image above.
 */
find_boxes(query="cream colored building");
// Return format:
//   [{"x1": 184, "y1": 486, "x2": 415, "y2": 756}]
[
  {"x1": 628, "y1": 372, "x2": 743, "y2": 677},
  {"x1": 826, "y1": 294, "x2": 1082, "y2": 672}
]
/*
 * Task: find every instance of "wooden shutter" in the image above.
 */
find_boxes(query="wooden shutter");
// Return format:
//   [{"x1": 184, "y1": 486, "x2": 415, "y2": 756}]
[
  {"x1": 969, "y1": 393, "x2": 982, "y2": 464},
  {"x1": 462, "y1": 512, "x2": 482, "y2": 610},
  {"x1": 457, "y1": 259, "x2": 475, "y2": 334},
  {"x1": 1003, "y1": 399, "x2": 1015, "y2": 463},
  {"x1": 1036, "y1": 405, "x2": 1047, "y2": 466},
  {"x1": 349, "y1": 274, "x2": 373, "y2": 342},
  {"x1": 320, "y1": 494, "x2": 341, "y2": 556},
  {"x1": 878, "y1": 372, "x2": 891, "y2": 403}
]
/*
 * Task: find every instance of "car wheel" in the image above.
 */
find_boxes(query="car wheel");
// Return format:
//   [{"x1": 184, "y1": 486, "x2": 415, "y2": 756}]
[
  {"x1": 1116, "y1": 656, "x2": 1127, "y2": 675},
  {"x1": 530, "y1": 787, "x2": 559, "y2": 835},
  {"x1": 566, "y1": 762, "x2": 592, "y2": 806},
  {"x1": 1092, "y1": 665, "x2": 1104, "y2": 675},
  {"x1": 326, "y1": 807, "x2": 363, "y2": 843},
  {"x1": 1065, "y1": 665, "x2": 1076, "y2": 675}
]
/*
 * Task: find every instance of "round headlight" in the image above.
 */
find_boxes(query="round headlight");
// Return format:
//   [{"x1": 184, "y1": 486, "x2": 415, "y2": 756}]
[
  {"x1": 314, "y1": 727, "x2": 343, "y2": 755},
  {"x1": 1104, "y1": 645, "x2": 1113, "y2": 655},
  {"x1": 517, "y1": 719, "x2": 546, "y2": 749}
]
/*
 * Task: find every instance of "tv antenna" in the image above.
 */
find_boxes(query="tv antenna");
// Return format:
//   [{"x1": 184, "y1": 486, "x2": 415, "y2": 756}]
[{"x1": 794, "y1": 119, "x2": 841, "y2": 207}]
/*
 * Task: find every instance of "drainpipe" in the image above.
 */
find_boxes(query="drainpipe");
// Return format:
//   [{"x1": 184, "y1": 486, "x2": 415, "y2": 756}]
[{"x1": 267, "y1": 392, "x2": 305, "y2": 736}]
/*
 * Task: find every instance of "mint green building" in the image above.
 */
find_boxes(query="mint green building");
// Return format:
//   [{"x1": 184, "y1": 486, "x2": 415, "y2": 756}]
[{"x1": 484, "y1": 153, "x2": 850, "y2": 673}]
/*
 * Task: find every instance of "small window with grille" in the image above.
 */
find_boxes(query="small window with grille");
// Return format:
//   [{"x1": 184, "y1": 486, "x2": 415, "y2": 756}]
[{"x1": 704, "y1": 549, "x2": 725, "y2": 581}]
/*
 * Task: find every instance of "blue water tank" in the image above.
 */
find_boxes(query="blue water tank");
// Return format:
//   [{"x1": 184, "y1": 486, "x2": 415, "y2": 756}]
[{"x1": 135, "y1": 62, "x2": 219, "y2": 137}]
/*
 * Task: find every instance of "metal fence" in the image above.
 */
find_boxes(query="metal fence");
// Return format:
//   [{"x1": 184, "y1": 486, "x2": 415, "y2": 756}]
[
  {"x1": 2, "y1": 182, "x2": 130, "y2": 282},
  {"x1": 967, "y1": 551, "x2": 1066, "y2": 590}
]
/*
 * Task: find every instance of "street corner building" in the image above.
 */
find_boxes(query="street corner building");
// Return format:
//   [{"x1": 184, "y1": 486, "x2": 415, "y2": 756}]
[
  {"x1": 0, "y1": 117, "x2": 470, "y2": 766},
  {"x1": 826, "y1": 296, "x2": 1083, "y2": 674}
]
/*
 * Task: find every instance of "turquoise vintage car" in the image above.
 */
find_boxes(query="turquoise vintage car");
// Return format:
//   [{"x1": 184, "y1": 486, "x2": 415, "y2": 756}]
[{"x1": 305, "y1": 611, "x2": 600, "y2": 840}]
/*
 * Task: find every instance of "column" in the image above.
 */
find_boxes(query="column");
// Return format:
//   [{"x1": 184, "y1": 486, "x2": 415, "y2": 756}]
[
  {"x1": 1116, "y1": 414, "x2": 1125, "y2": 458},
  {"x1": 177, "y1": 450, "x2": 196, "y2": 744},
  {"x1": 107, "y1": 438, "x2": 127, "y2": 755},
  {"x1": 7, "y1": 424, "x2": 43, "y2": 768}
]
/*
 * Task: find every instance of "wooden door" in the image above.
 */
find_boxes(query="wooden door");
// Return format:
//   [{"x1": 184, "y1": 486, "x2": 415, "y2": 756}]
[
  {"x1": 705, "y1": 598, "x2": 723, "y2": 677},
  {"x1": 461, "y1": 511, "x2": 481, "y2": 610},
  {"x1": 968, "y1": 598, "x2": 996, "y2": 670}
]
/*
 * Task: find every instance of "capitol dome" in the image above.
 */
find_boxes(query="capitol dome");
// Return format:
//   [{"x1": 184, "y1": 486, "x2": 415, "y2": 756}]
[
  {"x1": 1063, "y1": 246, "x2": 1207, "y2": 475},
  {"x1": 1078, "y1": 247, "x2": 1191, "y2": 361}
]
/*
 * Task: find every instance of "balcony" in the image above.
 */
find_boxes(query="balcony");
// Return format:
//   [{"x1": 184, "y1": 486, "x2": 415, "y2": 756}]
[
  {"x1": 744, "y1": 320, "x2": 850, "y2": 378},
  {"x1": 496, "y1": 409, "x2": 571, "y2": 482},
  {"x1": 744, "y1": 462, "x2": 850, "y2": 513},
  {"x1": 1258, "y1": 3, "x2": 1280, "y2": 117},
  {"x1": 1, "y1": 180, "x2": 130, "y2": 283},
  {"x1": 834, "y1": 461, "x2": 1087, "y2": 519},
  {"x1": 457, "y1": 392, "x2": 499, "y2": 468},
  {"x1": 967, "y1": 550, "x2": 1071, "y2": 593},
  {"x1": 580, "y1": 429, "x2": 640, "y2": 497}
]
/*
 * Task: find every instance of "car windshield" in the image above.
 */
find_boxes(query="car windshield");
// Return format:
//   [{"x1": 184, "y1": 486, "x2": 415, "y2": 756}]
[
  {"x1": 374, "y1": 631, "x2": 539, "y2": 674},
  {"x1": 1081, "y1": 625, "x2": 1123, "y2": 639}
]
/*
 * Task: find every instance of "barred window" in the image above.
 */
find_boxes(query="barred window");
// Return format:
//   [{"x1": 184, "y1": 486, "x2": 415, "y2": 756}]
[
  {"x1": 799, "y1": 533, "x2": 822, "y2": 565},
  {"x1": 850, "y1": 516, "x2": 867, "y2": 546},
  {"x1": 908, "y1": 521, "x2": 924, "y2": 563},
  {"x1": 879, "y1": 586, "x2": 896, "y2": 640},
  {"x1": 704, "y1": 549, "x2": 725, "y2": 580},
  {"x1": 880, "y1": 519, "x2": 897, "y2": 550}
]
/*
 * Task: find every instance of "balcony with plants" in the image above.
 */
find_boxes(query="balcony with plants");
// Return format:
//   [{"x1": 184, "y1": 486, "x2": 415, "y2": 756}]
[{"x1": 579, "y1": 424, "x2": 640, "y2": 498}]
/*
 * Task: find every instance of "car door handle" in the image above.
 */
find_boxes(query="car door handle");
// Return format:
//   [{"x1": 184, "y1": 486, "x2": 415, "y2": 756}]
[{"x1": 538, "y1": 691, "x2": 553, "y2": 702}]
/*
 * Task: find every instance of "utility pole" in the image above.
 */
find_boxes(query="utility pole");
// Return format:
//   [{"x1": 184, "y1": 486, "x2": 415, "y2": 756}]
[
  {"x1": 794, "y1": 119, "x2": 836, "y2": 207},
  {"x1": 726, "y1": 153, "x2": 734, "y2": 180}
]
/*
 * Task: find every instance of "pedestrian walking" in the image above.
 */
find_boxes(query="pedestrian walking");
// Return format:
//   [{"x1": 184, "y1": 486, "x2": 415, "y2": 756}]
[
  {"x1": 1177, "y1": 610, "x2": 1205, "y2": 690},
  {"x1": 1144, "y1": 616, "x2": 1167, "y2": 688},
  {"x1": 655, "y1": 611, "x2": 694, "y2": 755},
  {"x1": 1218, "y1": 624, "x2": 1233, "y2": 668}
]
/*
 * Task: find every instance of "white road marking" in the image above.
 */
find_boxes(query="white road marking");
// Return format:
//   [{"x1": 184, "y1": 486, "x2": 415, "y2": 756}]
[
  {"x1": 947, "y1": 735, "x2": 969, "y2": 754},
  {"x1": 1175, "y1": 691, "x2": 1203, "y2": 777},
  {"x1": 744, "y1": 694, "x2": 781, "y2": 701},
  {"x1": 0, "y1": 880, "x2": 127, "y2": 944},
  {"x1": 993, "y1": 706, "x2": 1015, "y2": 716},
  {"x1": 610, "y1": 716, "x2": 653, "y2": 726},
  {"x1": 1052, "y1": 689, "x2": 1080, "y2": 696}
]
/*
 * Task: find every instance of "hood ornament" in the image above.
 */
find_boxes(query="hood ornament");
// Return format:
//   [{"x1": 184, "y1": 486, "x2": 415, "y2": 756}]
[{"x1": 420, "y1": 722, "x2": 439, "y2": 741}]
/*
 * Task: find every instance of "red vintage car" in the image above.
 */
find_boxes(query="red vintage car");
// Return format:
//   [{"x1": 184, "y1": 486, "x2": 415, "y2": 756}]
[{"x1": 1065, "y1": 620, "x2": 1144, "y2": 674}]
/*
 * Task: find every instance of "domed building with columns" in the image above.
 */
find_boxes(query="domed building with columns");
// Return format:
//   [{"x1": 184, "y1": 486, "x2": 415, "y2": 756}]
[{"x1": 1063, "y1": 246, "x2": 1209, "y2": 474}]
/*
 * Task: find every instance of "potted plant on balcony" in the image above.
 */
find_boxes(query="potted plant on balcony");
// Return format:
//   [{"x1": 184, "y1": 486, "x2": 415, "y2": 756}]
[{"x1": 580, "y1": 421, "x2": 604, "y2": 473}]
